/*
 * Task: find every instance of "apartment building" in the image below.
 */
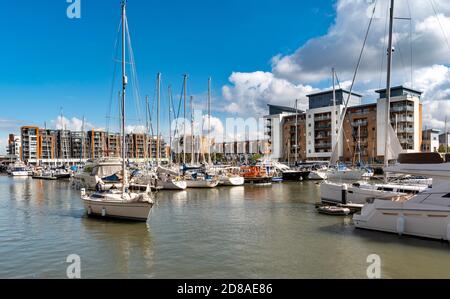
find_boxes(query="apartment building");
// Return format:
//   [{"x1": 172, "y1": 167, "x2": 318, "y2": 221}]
[
  {"x1": 439, "y1": 132, "x2": 450, "y2": 150},
  {"x1": 266, "y1": 86, "x2": 423, "y2": 163},
  {"x1": 57, "y1": 130, "x2": 72, "y2": 160},
  {"x1": 71, "y1": 131, "x2": 89, "y2": 160},
  {"x1": 88, "y1": 130, "x2": 107, "y2": 160},
  {"x1": 106, "y1": 133, "x2": 121, "y2": 158},
  {"x1": 421, "y1": 129, "x2": 440, "y2": 153},
  {"x1": 376, "y1": 86, "x2": 423, "y2": 156},
  {"x1": 7, "y1": 134, "x2": 21, "y2": 161},
  {"x1": 281, "y1": 113, "x2": 307, "y2": 162},
  {"x1": 39, "y1": 129, "x2": 57, "y2": 160},
  {"x1": 306, "y1": 89, "x2": 362, "y2": 160},
  {"x1": 265, "y1": 104, "x2": 302, "y2": 160},
  {"x1": 21, "y1": 126, "x2": 40, "y2": 163},
  {"x1": 342, "y1": 103, "x2": 378, "y2": 164}
]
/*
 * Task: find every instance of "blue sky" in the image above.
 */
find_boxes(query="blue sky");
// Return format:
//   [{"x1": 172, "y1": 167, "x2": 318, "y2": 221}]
[{"x1": 0, "y1": 0, "x2": 335, "y2": 151}]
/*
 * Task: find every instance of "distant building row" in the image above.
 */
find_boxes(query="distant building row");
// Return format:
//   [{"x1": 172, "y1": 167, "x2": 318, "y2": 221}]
[{"x1": 7, "y1": 127, "x2": 168, "y2": 165}]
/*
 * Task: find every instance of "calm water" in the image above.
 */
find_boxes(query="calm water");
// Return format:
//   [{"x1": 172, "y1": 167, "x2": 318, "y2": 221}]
[{"x1": 0, "y1": 175, "x2": 449, "y2": 279}]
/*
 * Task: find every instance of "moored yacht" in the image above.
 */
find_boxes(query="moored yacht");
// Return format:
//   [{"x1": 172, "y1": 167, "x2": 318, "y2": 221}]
[
  {"x1": 354, "y1": 153, "x2": 450, "y2": 241},
  {"x1": 81, "y1": 1, "x2": 154, "y2": 222}
]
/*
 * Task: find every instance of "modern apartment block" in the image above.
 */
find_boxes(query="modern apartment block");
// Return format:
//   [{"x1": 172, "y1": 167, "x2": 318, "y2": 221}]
[
  {"x1": 39, "y1": 129, "x2": 57, "y2": 160},
  {"x1": 342, "y1": 103, "x2": 378, "y2": 163},
  {"x1": 306, "y1": 89, "x2": 362, "y2": 160},
  {"x1": 266, "y1": 86, "x2": 423, "y2": 163},
  {"x1": 7, "y1": 134, "x2": 21, "y2": 161},
  {"x1": 439, "y1": 132, "x2": 450, "y2": 149},
  {"x1": 21, "y1": 126, "x2": 40, "y2": 162},
  {"x1": 376, "y1": 86, "x2": 423, "y2": 155},
  {"x1": 421, "y1": 129, "x2": 440, "y2": 153},
  {"x1": 18, "y1": 126, "x2": 167, "y2": 165},
  {"x1": 87, "y1": 130, "x2": 107, "y2": 160}
]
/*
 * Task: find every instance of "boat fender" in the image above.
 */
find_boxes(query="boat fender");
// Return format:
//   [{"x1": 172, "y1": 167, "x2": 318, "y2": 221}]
[
  {"x1": 87, "y1": 207, "x2": 92, "y2": 215},
  {"x1": 102, "y1": 207, "x2": 106, "y2": 217},
  {"x1": 80, "y1": 188, "x2": 86, "y2": 197},
  {"x1": 396, "y1": 216, "x2": 405, "y2": 236},
  {"x1": 446, "y1": 223, "x2": 450, "y2": 242},
  {"x1": 341, "y1": 184, "x2": 348, "y2": 205}
]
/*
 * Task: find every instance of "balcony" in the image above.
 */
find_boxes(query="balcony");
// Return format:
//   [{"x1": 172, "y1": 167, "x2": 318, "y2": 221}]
[
  {"x1": 351, "y1": 120, "x2": 368, "y2": 127},
  {"x1": 314, "y1": 115, "x2": 331, "y2": 121},
  {"x1": 391, "y1": 105, "x2": 414, "y2": 113},
  {"x1": 314, "y1": 124, "x2": 331, "y2": 130},
  {"x1": 315, "y1": 143, "x2": 332, "y2": 149},
  {"x1": 396, "y1": 127, "x2": 414, "y2": 134}
]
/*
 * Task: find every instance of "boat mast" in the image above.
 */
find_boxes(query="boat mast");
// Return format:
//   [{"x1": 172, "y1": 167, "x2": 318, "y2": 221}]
[
  {"x1": 384, "y1": 0, "x2": 395, "y2": 170},
  {"x1": 208, "y1": 77, "x2": 212, "y2": 165},
  {"x1": 190, "y1": 95, "x2": 195, "y2": 165},
  {"x1": 445, "y1": 116, "x2": 448, "y2": 154},
  {"x1": 332, "y1": 68, "x2": 336, "y2": 166},
  {"x1": 183, "y1": 74, "x2": 188, "y2": 165},
  {"x1": 145, "y1": 95, "x2": 150, "y2": 164},
  {"x1": 168, "y1": 85, "x2": 173, "y2": 166},
  {"x1": 121, "y1": 0, "x2": 128, "y2": 192},
  {"x1": 156, "y1": 73, "x2": 161, "y2": 167},
  {"x1": 295, "y1": 99, "x2": 298, "y2": 166}
]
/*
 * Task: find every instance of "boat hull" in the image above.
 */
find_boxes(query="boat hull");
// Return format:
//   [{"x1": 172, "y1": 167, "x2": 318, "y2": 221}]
[
  {"x1": 158, "y1": 179, "x2": 187, "y2": 190},
  {"x1": 83, "y1": 199, "x2": 152, "y2": 222},
  {"x1": 282, "y1": 171, "x2": 310, "y2": 181},
  {"x1": 320, "y1": 182, "x2": 407, "y2": 205},
  {"x1": 186, "y1": 180, "x2": 219, "y2": 188},
  {"x1": 219, "y1": 176, "x2": 245, "y2": 186},
  {"x1": 10, "y1": 171, "x2": 29, "y2": 177},
  {"x1": 354, "y1": 200, "x2": 450, "y2": 241}
]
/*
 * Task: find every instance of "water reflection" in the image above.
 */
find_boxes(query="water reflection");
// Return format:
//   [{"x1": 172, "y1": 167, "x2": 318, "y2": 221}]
[{"x1": 1, "y1": 175, "x2": 450, "y2": 278}]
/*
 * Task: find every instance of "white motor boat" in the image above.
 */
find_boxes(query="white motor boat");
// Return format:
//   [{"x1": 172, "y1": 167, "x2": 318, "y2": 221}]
[
  {"x1": 320, "y1": 181, "x2": 428, "y2": 205},
  {"x1": 9, "y1": 163, "x2": 29, "y2": 177},
  {"x1": 354, "y1": 152, "x2": 450, "y2": 241}
]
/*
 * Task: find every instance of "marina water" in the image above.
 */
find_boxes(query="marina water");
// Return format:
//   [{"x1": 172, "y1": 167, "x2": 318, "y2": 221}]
[{"x1": 1, "y1": 175, "x2": 449, "y2": 279}]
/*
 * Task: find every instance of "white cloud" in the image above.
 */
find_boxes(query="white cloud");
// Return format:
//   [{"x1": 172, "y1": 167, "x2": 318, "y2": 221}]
[
  {"x1": 221, "y1": 71, "x2": 317, "y2": 116},
  {"x1": 51, "y1": 116, "x2": 103, "y2": 132}
]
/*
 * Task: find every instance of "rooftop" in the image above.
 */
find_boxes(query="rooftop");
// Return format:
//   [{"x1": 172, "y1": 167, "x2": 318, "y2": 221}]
[
  {"x1": 306, "y1": 88, "x2": 363, "y2": 98},
  {"x1": 375, "y1": 85, "x2": 423, "y2": 96}
]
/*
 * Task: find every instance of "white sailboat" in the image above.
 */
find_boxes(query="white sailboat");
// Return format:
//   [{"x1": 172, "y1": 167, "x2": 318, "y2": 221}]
[
  {"x1": 81, "y1": 1, "x2": 154, "y2": 222},
  {"x1": 320, "y1": 1, "x2": 427, "y2": 204}
]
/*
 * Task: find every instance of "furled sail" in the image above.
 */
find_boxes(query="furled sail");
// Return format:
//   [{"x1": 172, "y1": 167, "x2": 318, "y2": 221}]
[{"x1": 386, "y1": 123, "x2": 403, "y2": 161}]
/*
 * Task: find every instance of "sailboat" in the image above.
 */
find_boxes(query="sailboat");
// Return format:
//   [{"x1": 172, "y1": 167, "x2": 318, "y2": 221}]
[
  {"x1": 81, "y1": 1, "x2": 154, "y2": 221},
  {"x1": 320, "y1": 1, "x2": 429, "y2": 205}
]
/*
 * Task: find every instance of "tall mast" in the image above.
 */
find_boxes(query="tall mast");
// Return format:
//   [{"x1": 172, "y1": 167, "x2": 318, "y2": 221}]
[
  {"x1": 145, "y1": 95, "x2": 149, "y2": 163},
  {"x1": 156, "y1": 73, "x2": 161, "y2": 166},
  {"x1": 208, "y1": 77, "x2": 212, "y2": 165},
  {"x1": 190, "y1": 95, "x2": 194, "y2": 165},
  {"x1": 332, "y1": 68, "x2": 336, "y2": 165},
  {"x1": 384, "y1": 0, "x2": 395, "y2": 169},
  {"x1": 168, "y1": 85, "x2": 173, "y2": 166},
  {"x1": 121, "y1": 0, "x2": 128, "y2": 191},
  {"x1": 183, "y1": 74, "x2": 188, "y2": 165},
  {"x1": 295, "y1": 99, "x2": 298, "y2": 165}
]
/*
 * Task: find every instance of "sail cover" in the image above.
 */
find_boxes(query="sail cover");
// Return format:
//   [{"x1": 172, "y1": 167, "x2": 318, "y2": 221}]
[{"x1": 386, "y1": 123, "x2": 403, "y2": 161}]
